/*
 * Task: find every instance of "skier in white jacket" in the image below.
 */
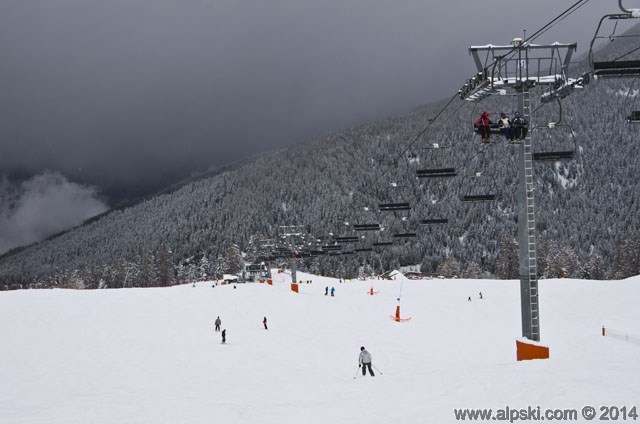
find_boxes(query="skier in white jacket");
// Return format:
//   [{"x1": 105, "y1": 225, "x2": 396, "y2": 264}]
[{"x1": 359, "y1": 346, "x2": 375, "y2": 377}]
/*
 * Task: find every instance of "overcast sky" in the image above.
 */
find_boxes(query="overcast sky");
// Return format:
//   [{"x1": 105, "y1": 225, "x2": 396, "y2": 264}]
[{"x1": 0, "y1": 0, "x2": 619, "y2": 253}]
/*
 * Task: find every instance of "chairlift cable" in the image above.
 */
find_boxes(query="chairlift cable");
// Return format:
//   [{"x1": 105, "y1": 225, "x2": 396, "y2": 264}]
[
  {"x1": 325, "y1": 0, "x2": 592, "y2": 251},
  {"x1": 490, "y1": 0, "x2": 591, "y2": 67},
  {"x1": 367, "y1": 0, "x2": 589, "y2": 200}
]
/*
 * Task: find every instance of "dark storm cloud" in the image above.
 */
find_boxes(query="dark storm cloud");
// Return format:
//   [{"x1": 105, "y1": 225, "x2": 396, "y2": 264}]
[
  {"x1": 0, "y1": 0, "x2": 619, "y2": 251},
  {"x1": 0, "y1": 172, "x2": 108, "y2": 254},
  {"x1": 0, "y1": 1, "x2": 615, "y2": 189}
]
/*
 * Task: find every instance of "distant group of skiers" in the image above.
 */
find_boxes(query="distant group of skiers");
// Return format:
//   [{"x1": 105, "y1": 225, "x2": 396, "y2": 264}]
[
  {"x1": 324, "y1": 286, "x2": 335, "y2": 296},
  {"x1": 475, "y1": 111, "x2": 528, "y2": 143},
  {"x1": 214, "y1": 315, "x2": 268, "y2": 344},
  {"x1": 214, "y1": 314, "x2": 379, "y2": 379},
  {"x1": 468, "y1": 292, "x2": 484, "y2": 301}
]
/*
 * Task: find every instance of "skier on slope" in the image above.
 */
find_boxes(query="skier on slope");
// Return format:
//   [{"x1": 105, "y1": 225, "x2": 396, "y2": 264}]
[
  {"x1": 214, "y1": 316, "x2": 221, "y2": 332},
  {"x1": 263, "y1": 316, "x2": 268, "y2": 330},
  {"x1": 325, "y1": 286, "x2": 329, "y2": 296},
  {"x1": 330, "y1": 287, "x2": 335, "y2": 297},
  {"x1": 358, "y1": 346, "x2": 375, "y2": 377},
  {"x1": 221, "y1": 329, "x2": 227, "y2": 344}
]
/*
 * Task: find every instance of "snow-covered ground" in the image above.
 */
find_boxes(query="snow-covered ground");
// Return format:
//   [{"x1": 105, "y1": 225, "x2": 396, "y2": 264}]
[{"x1": 1, "y1": 272, "x2": 639, "y2": 423}]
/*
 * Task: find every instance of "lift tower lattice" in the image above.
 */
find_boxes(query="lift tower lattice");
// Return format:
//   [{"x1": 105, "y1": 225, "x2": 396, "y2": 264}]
[{"x1": 460, "y1": 38, "x2": 585, "y2": 342}]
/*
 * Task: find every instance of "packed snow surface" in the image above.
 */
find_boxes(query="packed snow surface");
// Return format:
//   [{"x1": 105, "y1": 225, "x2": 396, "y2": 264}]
[{"x1": 1, "y1": 273, "x2": 639, "y2": 423}]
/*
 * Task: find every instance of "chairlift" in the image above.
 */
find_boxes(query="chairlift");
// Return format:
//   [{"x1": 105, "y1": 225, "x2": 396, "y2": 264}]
[
  {"x1": 458, "y1": 169, "x2": 497, "y2": 203},
  {"x1": 416, "y1": 168, "x2": 457, "y2": 178},
  {"x1": 372, "y1": 241, "x2": 393, "y2": 247},
  {"x1": 321, "y1": 245, "x2": 342, "y2": 251},
  {"x1": 469, "y1": 98, "x2": 518, "y2": 143},
  {"x1": 353, "y1": 223, "x2": 382, "y2": 231},
  {"x1": 415, "y1": 142, "x2": 458, "y2": 178},
  {"x1": 589, "y1": 3, "x2": 640, "y2": 78},
  {"x1": 379, "y1": 202, "x2": 411, "y2": 211},
  {"x1": 335, "y1": 236, "x2": 360, "y2": 243},
  {"x1": 531, "y1": 100, "x2": 577, "y2": 162},
  {"x1": 355, "y1": 247, "x2": 374, "y2": 253},
  {"x1": 626, "y1": 110, "x2": 640, "y2": 123},
  {"x1": 378, "y1": 182, "x2": 412, "y2": 212},
  {"x1": 392, "y1": 232, "x2": 417, "y2": 239}
]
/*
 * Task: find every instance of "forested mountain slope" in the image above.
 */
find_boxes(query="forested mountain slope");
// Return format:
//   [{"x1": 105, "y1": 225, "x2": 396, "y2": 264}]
[{"x1": 2, "y1": 34, "x2": 640, "y2": 288}]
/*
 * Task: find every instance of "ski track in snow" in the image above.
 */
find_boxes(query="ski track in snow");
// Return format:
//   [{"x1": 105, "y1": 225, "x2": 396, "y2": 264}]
[{"x1": 1, "y1": 273, "x2": 639, "y2": 423}]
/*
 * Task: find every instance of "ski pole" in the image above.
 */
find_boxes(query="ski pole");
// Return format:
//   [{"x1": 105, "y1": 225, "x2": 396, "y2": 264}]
[
  {"x1": 353, "y1": 365, "x2": 361, "y2": 379},
  {"x1": 372, "y1": 365, "x2": 383, "y2": 375}
]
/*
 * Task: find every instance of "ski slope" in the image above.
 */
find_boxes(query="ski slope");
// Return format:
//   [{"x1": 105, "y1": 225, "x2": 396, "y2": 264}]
[{"x1": 1, "y1": 273, "x2": 639, "y2": 423}]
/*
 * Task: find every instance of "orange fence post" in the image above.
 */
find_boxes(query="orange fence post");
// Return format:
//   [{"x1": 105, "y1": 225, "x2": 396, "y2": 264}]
[
  {"x1": 267, "y1": 279, "x2": 273, "y2": 286},
  {"x1": 395, "y1": 305, "x2": 401, "y2": 322},
  {"x1": 291, "y1": 283, "x2": 298, "y2": 293},
  {"x1": 602, "y1": 325, "x2": 606, "y2": 337}
]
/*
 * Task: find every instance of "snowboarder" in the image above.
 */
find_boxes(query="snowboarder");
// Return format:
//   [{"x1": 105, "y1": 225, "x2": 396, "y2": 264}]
[
  {"x1": 468, "y1": 296, "x2": 472, "y2": 302},
  {"x1": 263, "y1": 316, "x2": 268, "y2": 330},
  {"x1": 325, "y1": 286, "x2": 328, "y2": 296},
  {"x1": 479, "y1": 292, "x2": 483, "y2": 299},
  {"x1": 330, "y1": 287, "x2": 335, "y2": 297},
  {"x1": 221, "y1": 329, "x2": 227, "y2": 344},
  {"x1": 359, "y1": 346, "x2": 375, "y2": 377},
  {"x1": 214, "y1": 316, "x2": 221, "y2": 332}
]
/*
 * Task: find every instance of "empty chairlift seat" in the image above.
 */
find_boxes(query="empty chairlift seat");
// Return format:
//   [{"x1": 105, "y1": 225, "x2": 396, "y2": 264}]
[
  {"x1": 626, "y1": 110, "x2": 640, "y2": 123},
  {"x1": 592, "y1": 60, "x2": 640, "y2": 78},
  {"x1": 416, "y1": 168, "x2": 457, "y2": 178},
  {"x1": 353, "y1": 223, "x2": 382, "y2": 231},
  {"x1": 378, "y1": 202, "x2": 411, "y2": 212}
]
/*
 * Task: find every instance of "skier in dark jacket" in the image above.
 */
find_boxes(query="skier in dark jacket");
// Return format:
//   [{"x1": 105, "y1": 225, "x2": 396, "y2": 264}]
[
  {"x1": 221, "y1": 329, "x2": 227, "y2": 344},
  {"x1": 263, "y1": 316, "x2": 268, "y2": 330},
  {"x1": 330, "y1": 287, "x2": 335, "y2": 297},
  {"x1": 214, "y1": 316, "x2": 221, "y2": 332},
  {"x1": 325, "y1": 286, "x2": 329, "y2": 296},
  {"x1": 512, "y1": 111, "x2": 528, "y2": 140},
  {"x1": 359, "y1": 346, "x2": 375, "y2": 376}
]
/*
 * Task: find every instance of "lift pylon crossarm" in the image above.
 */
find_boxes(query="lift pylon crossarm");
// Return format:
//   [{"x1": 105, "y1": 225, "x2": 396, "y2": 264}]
[
  {"x1": 416, "y1": 168, "x2": 457, "y2": 178},
  {"x1": 461, "y1": 41, "x2": 577, "y2": 102}
]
